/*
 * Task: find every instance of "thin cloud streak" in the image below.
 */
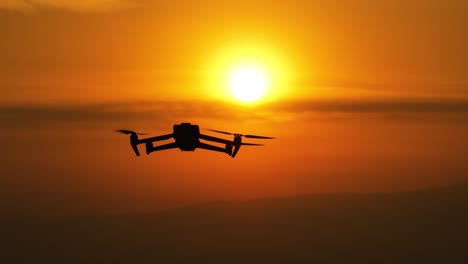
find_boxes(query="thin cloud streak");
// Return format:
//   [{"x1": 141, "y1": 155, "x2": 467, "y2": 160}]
[
  {"x1": 1, "y1": 98, "x2": 468, "y2": 130},
  {"x1": 0, "y1": 0, "x2": 131, "y2": 13},
  {"x1": 0, "y1": 101, "x2": 246, "y2": 130},
  {"x1": 270, "y1": 98, "x2": 468, "y2": 114}
]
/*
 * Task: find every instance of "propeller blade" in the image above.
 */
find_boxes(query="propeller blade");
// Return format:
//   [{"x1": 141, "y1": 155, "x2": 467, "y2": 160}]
[
  {"x1": 115, "y1": 129, "x2": 147, "y2": 135},
  {"x1": 115, "y1": 129, "x2": 135, "y2": 135},
  {"x1": 241, "y1": 143, "x2": 264, "y2": 146},
  {"x1": 206, "y1": 129, "x2": 233, "y2": 135},
  {"x1": 206, "y1": 128, "x2": 274, "y2": 139},
  {"x1": 243, "y1": 134, "x2": 275, "y2": 139}
]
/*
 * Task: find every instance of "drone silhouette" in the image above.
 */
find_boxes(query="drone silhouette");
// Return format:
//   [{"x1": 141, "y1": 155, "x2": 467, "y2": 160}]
[{"x1": 116, "y1": 123, "x2": 274, "y2": 158}]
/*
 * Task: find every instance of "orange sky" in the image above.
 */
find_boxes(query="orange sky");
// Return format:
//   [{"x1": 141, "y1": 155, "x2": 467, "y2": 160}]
[{"x1": 1, "y1": 0, "x2": 467, "y2": 217}]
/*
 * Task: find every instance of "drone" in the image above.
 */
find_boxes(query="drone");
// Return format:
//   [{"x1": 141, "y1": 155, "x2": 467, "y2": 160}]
[{"x1": 116, "y1": 123, "x2": 274, "y2": 158}]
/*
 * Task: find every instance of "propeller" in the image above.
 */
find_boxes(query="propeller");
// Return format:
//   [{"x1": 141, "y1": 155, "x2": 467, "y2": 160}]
[
  {"x1": 241, "y1": 143, "x2": 264, "y2": 146},
  {"x1": 115, "y1": 129, "x2": 148, "y2": 135},
  {"x1": 206, "y1": 129, "x2": 275, "y2": 139},
  {"x1": 115, "y1": 129, "x2": 147, "y2": 156}
]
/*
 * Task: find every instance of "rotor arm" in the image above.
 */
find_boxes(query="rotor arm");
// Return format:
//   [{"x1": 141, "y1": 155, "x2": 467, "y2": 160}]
[
  {"x1": 199, "y1": 134, "x2": 233, "y2": 145},
  {"x1": 198, "y1": 142, "x2": 231, "y2": 155},
  {"x1": 146, "y1": 142, "x2": 178, "y2": 154},
  {"x1": 137, "y1": 134, "x2": 173, "y2": 144}
]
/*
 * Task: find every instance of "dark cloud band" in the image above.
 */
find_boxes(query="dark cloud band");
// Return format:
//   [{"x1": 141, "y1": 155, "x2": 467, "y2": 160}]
[{"x1": 1, "y1": 98, "x2": 468, "y2": 130}]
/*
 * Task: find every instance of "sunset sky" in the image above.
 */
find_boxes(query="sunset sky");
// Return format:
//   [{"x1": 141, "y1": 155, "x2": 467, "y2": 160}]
[{"x1": 1, "y1": 0, "x2": 467, "y2": 217}]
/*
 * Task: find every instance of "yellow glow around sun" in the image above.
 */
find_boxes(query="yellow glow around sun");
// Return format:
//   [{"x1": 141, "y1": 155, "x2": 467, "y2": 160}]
[
  {"x1": 228, "y1": 65, "x2": 268, "y2": 102},
  {"x1": 204, "y1": 41, "x2": 294, "y2": 103}
]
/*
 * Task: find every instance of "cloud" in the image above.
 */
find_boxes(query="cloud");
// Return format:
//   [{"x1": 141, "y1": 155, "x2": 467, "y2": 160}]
[
  {"x1": 1, "y1": 98, "x2": 468, "y2": 131},
  {"x1": 270, "y1": 98, "x2": 468, "y2": 114},
  {"x1": 0, "y1": 0, "x2": 131, "y2": 13},
  {"x1": 0, "y1": 101, "x2": 257, "y2": 131}
]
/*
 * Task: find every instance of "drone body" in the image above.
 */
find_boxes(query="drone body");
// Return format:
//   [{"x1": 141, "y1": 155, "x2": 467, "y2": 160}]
[{"x1": 116, "y1": 123, "x2": 274, "y2": 158}]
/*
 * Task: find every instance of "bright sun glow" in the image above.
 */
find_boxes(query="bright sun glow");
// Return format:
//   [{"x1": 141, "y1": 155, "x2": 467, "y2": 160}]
[
  {"x1": 204, "y1": 43, "x2": 293, "y2": 103},
  {"x1": 228, "y1": 65, "x2": 268, "y2": 102}
]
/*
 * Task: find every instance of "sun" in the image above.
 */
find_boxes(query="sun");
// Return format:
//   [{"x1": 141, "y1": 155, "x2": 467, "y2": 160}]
[
  {"x1": 204, "y1": 43, "x2": 293, "y2": 103},
  {"x1": 228, "y1": 65, "x2": 268, "y2": 102}
]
